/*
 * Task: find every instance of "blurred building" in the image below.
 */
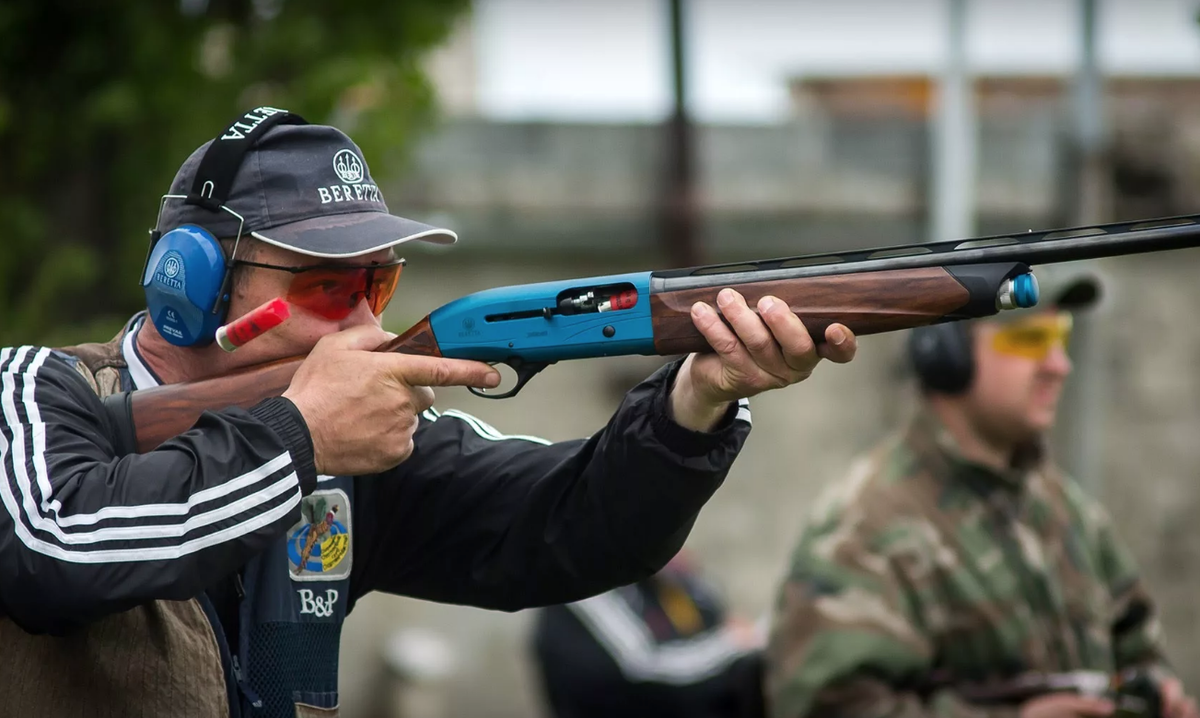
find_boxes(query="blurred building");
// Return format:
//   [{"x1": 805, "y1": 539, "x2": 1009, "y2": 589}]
[{"x1": 397, "y1": 0, "x2": 1200, "y2": 260}]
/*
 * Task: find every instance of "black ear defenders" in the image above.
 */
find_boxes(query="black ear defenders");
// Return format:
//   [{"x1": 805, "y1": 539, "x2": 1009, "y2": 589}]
[
  {"x1": 907, "y1": 321, "x2": 975, "y2": 395},
  {"x1": 141, "y1": 107, "x2": 306, "y2": 346}
]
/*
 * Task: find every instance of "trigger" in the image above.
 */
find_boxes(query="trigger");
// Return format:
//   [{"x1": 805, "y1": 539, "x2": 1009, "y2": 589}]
[{"x1": 468, "y1": 358, "x2": 553, "y2": 399}]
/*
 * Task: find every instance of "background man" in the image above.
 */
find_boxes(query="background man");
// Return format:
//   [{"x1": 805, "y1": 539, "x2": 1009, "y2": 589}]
[{"x1": 763, "y1": 266, "x2": 1197, "y2": 718}]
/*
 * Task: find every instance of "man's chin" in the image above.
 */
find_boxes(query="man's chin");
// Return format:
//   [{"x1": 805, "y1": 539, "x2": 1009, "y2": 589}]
[{"x1": 1023, "y1": 410, "x2": 1057, "y2": 436}]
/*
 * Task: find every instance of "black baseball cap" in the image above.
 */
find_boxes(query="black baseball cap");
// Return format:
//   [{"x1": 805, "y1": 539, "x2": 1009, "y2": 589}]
[{"x1": 159, "y1": 109, "x2": 456, "y2": 258}]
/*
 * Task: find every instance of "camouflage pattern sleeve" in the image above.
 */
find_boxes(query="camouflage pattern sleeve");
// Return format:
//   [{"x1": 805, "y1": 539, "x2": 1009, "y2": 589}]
[
  {"x1": 763, "y1": 456, "x2": 1019, "y2": 718},
  {"x1": 1062, "y1": 479, "x2": 1174, "y2": 676}
]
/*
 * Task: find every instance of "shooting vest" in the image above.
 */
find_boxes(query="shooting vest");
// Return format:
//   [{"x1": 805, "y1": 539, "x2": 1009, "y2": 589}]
[{"x1": 2, "y1": 317, "x2": 353, "y2": 718}]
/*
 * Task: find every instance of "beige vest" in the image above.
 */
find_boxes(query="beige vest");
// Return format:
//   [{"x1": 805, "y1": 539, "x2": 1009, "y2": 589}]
[{"x1": 2, "y1": 330, "x2": 230, "y2": 718}]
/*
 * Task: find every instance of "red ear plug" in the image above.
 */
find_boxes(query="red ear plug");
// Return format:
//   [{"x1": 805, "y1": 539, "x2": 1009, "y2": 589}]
[{"x1": 215, "y1": 298, "x2": 291, "y2": 352}]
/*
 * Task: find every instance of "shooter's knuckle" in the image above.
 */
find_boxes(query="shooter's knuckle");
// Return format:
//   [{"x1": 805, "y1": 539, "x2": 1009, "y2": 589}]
[
  {"x1": 713, "y1": 335, "x2": 741, "y2": 355},
  {"x1": 416, "y1": 388, "x2": 436, "y2": 413},
  {"x1": 393, "y1": 410, "x2": 418, "y2": 438},
  {"x1": 790, "y1": 335, "x2": 816, "y2": 358},
  {"x1": 395, "y1": 396, "x2": 415, "y2": 417},
  {"x1": 388, "y1": 436, "x2": 415, "y2": 465},
  {"x1": 430, "y1": 362, "x2": 453, "y2": 386},
  {"x1": 744, "y1": 332, "x2": 775, "y2": 354},
  {"x1": 767, "y1": 372, "x2": 791, "y2": 390}
]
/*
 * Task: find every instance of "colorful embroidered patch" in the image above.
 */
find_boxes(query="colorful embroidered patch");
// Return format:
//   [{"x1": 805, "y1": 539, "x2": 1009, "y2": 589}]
[{"x1": 287, "y1": 489, "x2": 352, "y2": 581}]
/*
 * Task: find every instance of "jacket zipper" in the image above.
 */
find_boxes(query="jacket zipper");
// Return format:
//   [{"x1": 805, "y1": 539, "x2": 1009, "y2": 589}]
[
  {"x1": 230, "y1": 573, "x2": 264, "y2": 710},
  {"x1": 195, "y1": 592, "x2": 248, "y2": 718}
]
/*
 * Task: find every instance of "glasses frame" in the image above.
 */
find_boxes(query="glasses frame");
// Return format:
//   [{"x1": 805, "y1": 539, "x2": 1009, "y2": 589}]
[{"x1": 232, "y1": 257, "x2": 407, "y2": 318}]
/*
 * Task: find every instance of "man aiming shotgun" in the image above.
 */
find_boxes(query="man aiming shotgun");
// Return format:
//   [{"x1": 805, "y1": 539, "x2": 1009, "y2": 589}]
[{"x1": 0, "y1": 108, "x2": 858, "y2": 717}]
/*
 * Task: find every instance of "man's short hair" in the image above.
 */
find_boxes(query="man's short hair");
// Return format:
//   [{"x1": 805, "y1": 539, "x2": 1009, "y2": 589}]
[{"x1": 218, "y1": 236, "x2": 259, "y2": 294}]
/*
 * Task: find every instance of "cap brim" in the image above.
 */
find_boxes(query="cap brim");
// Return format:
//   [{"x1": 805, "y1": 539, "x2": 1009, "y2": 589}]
[{"x1": 250, "y1": 211, "x2": 456, "y2": 258}]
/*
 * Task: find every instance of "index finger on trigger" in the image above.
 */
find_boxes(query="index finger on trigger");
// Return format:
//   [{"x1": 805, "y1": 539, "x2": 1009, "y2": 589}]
[{"x1": 385, "y1": 354, "x2": 502, "y2": 389}]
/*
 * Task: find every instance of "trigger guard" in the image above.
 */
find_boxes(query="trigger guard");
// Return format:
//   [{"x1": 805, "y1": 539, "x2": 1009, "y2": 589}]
[{"x1": 468, "y1": 358, "x2": 553, "y2": 399}]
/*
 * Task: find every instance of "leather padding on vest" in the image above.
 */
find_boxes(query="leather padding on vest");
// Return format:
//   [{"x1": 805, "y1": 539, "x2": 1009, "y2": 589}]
[{"x1": 1, "y1": 325, "x2": 231, "y2": 718}]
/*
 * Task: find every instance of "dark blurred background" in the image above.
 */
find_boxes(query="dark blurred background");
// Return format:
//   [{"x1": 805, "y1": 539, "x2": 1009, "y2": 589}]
[
  {"x1": 6, "y1": 1, "x2": 1200, "y2": 716},
  {"x1": 0, "y1": 0, "x2": 470, "y2": 346}
]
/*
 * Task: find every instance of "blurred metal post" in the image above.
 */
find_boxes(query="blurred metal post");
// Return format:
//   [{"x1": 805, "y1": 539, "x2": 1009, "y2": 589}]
[
  {"x1": 1073, "y1": 0, "x2": 1107, "y2": 224},
  {"x1": 930, "y1": 0, "x2": 976, "y2": 243},
  {"x1": 660, "y1": 0, "x2": 701, "y2": 268},
  {"x1": 1059, "y1": 0, "x2": 1110, "y2": 491}
]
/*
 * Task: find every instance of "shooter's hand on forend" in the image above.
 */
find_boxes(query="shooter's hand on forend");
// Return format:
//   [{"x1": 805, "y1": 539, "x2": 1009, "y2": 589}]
[
  {"x1": 282, "y1": 325, "x2": 502, "y2": 475},
  {"x1": 668, "y1": 288, "x2": 858, "y2": 432}
]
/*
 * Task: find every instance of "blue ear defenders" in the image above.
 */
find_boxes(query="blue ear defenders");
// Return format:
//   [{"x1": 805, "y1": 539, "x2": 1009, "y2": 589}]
[
  {"x1": 142, "y1": 223, "x2": 231, "y2": 347},
  {"x1": 907, "y1": 322, "x2": 975, "y2": 395},
  {"x1": 141, "y1": 107, "x2": 307, "y2": 347}
]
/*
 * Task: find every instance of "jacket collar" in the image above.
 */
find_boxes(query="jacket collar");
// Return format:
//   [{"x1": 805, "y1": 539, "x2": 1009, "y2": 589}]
[
  {"x1": 120, "y1": 312, "x2": 164, "y2": 390},
  {"x1": 903, "y1": 405, "x2": 1046, "y2": 490}
]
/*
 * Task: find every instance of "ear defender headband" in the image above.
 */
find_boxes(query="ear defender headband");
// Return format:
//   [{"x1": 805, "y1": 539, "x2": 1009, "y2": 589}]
[
  {"x1": 142, "y1": 107, "x2": 307, "y2": 347},
  {"x1": 908, "y1": 321, "x2": 975, "y2": 395}
]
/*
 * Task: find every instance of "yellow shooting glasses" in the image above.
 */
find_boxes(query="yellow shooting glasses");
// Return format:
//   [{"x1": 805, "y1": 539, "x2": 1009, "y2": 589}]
[{"x1": 990, "y1": 312, "x2": 1073, "y2": 361}]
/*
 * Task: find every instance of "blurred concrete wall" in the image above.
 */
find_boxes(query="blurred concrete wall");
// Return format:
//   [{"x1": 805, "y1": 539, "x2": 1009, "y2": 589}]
[
  {"x1": 334, "y1": 248, "x2": 1200, "y2": 718},
  {"x1": 387, "y1": 116, "x2": 1061, "y2": 258}
]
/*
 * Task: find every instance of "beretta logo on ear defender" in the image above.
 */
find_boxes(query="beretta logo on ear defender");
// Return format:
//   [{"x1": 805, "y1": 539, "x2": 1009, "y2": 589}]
[{"x1": 154, "y1": 251, "x2": 185, "y2": 292}]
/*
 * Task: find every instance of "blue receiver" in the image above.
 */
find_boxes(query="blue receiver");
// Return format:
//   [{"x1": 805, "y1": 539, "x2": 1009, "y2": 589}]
[{"x1": 429, "y1": 271, "x2": 656, "y2": 397}]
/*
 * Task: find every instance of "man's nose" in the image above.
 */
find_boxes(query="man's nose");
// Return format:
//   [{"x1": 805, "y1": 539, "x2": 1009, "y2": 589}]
[
  {"x1": 338, "y1": 296, "x2": 381, "y2": 331},
  {"x1": 1041, "y1": 342, "x2": 1073, "y2": 376}
]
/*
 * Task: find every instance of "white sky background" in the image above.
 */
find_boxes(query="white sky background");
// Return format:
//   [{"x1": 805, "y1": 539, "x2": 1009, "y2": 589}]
[{"x1": 470, "y1": 0, "x2": 1200, "y2": 123}]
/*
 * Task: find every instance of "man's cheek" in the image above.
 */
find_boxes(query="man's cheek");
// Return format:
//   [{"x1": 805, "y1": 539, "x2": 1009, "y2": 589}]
[{"x1": 278, "y1": 319, "x2": 338, "y2": 353}]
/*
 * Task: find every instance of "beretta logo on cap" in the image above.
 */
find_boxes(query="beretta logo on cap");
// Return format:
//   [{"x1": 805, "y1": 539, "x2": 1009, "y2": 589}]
[
  {"x1": 317, "y1": 147, "x2": 383, "y2": 205},
  {"x1": 333, "y1": 149, "x2": 364, "y2": 184}
]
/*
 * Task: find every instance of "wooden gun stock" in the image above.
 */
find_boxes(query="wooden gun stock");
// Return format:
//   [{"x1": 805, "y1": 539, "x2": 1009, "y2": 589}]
[{"x1": 649, "y1": 266, "x2": 973, "y2": 355}]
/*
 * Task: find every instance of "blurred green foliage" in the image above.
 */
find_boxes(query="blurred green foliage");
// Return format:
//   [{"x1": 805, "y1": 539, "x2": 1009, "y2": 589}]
[{"x1": 0, "y1": 0, "x2": 470, "y2": 347}]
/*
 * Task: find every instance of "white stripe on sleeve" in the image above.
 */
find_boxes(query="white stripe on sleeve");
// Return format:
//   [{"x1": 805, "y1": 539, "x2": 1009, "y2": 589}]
[{"x1": 437, "y1": 409, "x2": 552, "y2": 445}]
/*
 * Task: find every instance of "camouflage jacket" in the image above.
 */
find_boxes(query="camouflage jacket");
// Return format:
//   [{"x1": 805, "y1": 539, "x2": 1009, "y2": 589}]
[{"x1": 764, "y1": 408, "x2": 1173, "y2": 718}]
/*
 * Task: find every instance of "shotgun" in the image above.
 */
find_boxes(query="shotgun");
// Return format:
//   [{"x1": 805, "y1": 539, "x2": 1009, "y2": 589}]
[{"x1": 126, "y1": 213, "x2": 1200, "y2": 452}]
